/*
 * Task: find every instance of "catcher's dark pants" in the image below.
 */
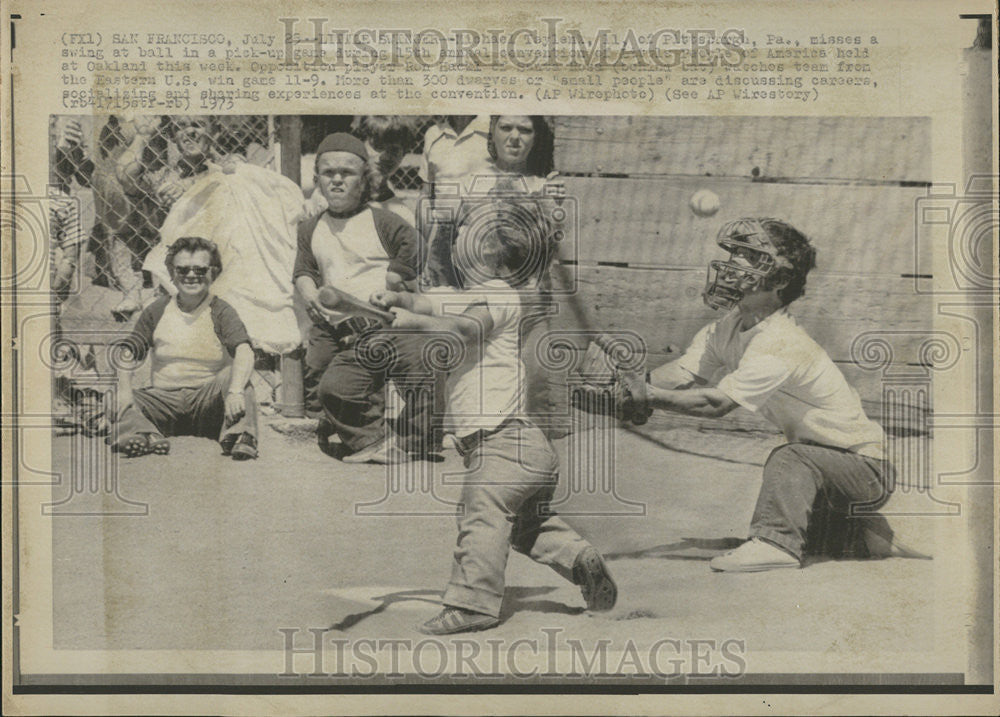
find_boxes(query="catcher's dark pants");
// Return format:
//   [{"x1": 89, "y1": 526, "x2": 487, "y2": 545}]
[
  {"x1": 318, "y1": 330, "x2": 445, "y2": 454},
  {"x1": 443, "y1": 419, "x2": 590, "y2": 618},
  {"x1": 110, "y1": 367, "x2": 257, "y2": 445},
  {"x1": 750, "y1": 442, "x2": 893, "y2": 560}
]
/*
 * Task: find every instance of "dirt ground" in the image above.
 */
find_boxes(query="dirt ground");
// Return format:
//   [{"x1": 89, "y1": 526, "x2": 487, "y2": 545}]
[{"x1": 48, "y1": 412, "x2": 939, "y2": 675}]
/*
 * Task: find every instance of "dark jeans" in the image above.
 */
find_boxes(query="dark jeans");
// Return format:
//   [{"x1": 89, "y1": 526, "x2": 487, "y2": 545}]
[
  {"x1": 303, "y1": 318, "x2": 382, "y2": 418},
  {"x1": 318, "y1": 329, "x2": 446, "y2": 454},
  {"x1": 421, "y1": 219, "x2": 461, "y2": 289},
  {"x1": 304, "y1": 321, "x2": 362, "y2": 419},
  {"x1": 751, "y1": 442, "x2": 893, "y2": 560},
  {"x1": 110, "y1": 367, "x2": 257, "y2": 445}
]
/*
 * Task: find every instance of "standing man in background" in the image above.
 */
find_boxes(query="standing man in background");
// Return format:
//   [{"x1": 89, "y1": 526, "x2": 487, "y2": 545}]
[{"x1": 418, "y1": 116, "x2": 492, "y2": 287}]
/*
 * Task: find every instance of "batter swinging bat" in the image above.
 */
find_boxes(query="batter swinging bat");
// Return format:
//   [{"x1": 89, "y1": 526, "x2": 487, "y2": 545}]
[{"x1": 317, "y1": 285, "x2": 395, "y2": 324}]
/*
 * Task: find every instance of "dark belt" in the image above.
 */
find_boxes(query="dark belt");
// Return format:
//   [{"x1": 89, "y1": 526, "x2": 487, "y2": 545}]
[
  {"x1": 457, "y1": 416, "x2": 523, "y2": 454},
  {"x1": 321, "y1": 316, "x2": 382, "y2": 346}
]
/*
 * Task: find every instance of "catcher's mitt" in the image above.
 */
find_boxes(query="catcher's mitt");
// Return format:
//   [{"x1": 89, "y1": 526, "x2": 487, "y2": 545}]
[{"x1": 571, "y1": 334, "x2": 652, "y2": 426}]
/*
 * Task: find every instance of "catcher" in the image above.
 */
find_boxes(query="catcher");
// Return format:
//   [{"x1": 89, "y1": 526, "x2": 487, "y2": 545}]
[{"x1": 574, "y1": 218, "x2": 893, "y2": 572}]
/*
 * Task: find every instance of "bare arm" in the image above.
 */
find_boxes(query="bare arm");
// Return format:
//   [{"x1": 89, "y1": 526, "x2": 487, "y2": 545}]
[
  {"x1": 295, "y1": 275, "x2": 330, "y2": 325},
  {"x1": 370, "y1": 289, "x2": 435, "y2": 316},
  {"x1": 115, "y1": 116, "x2": 162, "y2": 195},
  {"x1": 103, "y1": 361, "x2": 139, "y2": 434},
  {"x1": 228, "y1": 344, "x2": 255, "y2": 394},
  {"x1": 114, "y1": 367, "x2": 137, "y2": 415},
  {"x1": 385, "y1": 270, "x2": 417, "y2": 293},
  {"x1": 646, "y1": 384, "x2": 737, "y2": 418},
  {"x1": 224, "y1": 343, "x2": 255, "y2": 423}
]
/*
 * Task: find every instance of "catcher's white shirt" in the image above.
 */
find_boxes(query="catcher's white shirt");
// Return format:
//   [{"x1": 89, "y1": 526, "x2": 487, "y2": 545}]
[{"x1": 676, "y1": 308, "x2": 886, "y2": 459}]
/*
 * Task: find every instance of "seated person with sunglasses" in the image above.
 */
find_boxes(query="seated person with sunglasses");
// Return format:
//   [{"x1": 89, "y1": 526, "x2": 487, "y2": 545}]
[{"x1": 105, "y1": 236, "x2": 259, "y2": 460}]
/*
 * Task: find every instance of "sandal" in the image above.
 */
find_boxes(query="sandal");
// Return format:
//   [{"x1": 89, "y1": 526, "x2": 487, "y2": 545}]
[{"x1": 116, "y1": 432, "x2": 170, "y2": 458}]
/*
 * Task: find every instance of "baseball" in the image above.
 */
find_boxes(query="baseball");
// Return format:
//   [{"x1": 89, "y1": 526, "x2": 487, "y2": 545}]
[{"x1": 689, "y1": 189, "x2": 720, "y2": 217}]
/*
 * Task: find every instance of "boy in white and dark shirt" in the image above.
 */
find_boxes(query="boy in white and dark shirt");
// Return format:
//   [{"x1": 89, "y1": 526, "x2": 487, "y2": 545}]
[
  {"x1": 372, "y1": 203, "x2": 617, "y2": 634},
  {"x1": 292, "y1": 132, "x2": 420, "y2": 456}
]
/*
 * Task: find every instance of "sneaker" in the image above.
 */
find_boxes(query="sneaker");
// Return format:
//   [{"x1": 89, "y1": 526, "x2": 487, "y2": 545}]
[
  {"x1": 572, "y1": 546, "x2": 618, "y2": 612},
  {"x1": 418, "y1": 607, "x2": 500, "y2": 635},
  {"x1": 342, "y1": 436, "x2": 411, "y2": 464},
  {"x1": 709, "y1": 538, "x2": 801, "y2": 573},
  {"x1": 229, "y1": 433, "x2": 258, "y2": 461}
]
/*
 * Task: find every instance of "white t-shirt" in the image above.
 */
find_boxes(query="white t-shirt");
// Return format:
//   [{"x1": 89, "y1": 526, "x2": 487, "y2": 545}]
[
  {"x1": 310, "y1": 208, "x2": 391, "y2": 324},
  {"x1": 424, "y1": 281, "x2": 524, "y2": 437},
  {"x1": 676, "y1": 308, "x2": 886, "y2": 459},
  {"x1": 150, "y1": 299, "x2": 230, "y2": 390},
  {"x1": 419, "y1": 116, "x2": 492, "y2": 185}
]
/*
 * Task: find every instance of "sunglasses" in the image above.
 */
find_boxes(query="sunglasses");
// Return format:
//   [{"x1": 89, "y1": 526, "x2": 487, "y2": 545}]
[{"x1": 173, "y1": 265, "x2": 211, "y2": 277}]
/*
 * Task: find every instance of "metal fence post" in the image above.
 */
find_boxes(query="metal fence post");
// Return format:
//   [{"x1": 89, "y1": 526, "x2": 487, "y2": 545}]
[{"x1": 276, "y1": 116, "x2": 305, "y2": 417}]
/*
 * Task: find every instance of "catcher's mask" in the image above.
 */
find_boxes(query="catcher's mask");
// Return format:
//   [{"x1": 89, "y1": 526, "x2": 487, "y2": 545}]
[{"x1": 703, "y1": 218, "x2": 785, "y2": 311}]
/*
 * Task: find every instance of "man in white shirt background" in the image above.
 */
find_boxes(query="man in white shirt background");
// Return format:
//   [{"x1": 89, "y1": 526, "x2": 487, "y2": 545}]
[{"x1": 418, "y1": 116, "x2": 492, "y2": 288}]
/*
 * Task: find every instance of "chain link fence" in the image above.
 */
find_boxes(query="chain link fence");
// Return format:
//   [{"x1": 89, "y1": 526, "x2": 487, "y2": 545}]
[
  {"x1": 49, "y1": 114, "x2": 434, "y2": 428},
  {"x1": 51, "y1": 114, "x2": 276, "y2": 317}
]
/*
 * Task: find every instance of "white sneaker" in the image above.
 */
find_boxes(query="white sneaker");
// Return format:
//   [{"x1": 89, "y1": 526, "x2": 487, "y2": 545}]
[{"x1": 709, "y1": 538, "x2": 801, "y2": 572}]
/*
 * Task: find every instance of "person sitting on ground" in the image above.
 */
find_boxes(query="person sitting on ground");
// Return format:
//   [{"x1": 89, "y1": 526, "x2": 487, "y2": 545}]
[
  {"x1": 105, "y1": 235, "x2": 259, "y2": 460},
  {"x1": 371, "y1": 209, "x2": 617, "y2": 634},
  {"x1": 141, "y1": 122, "x2": 314, "y2": 357}
]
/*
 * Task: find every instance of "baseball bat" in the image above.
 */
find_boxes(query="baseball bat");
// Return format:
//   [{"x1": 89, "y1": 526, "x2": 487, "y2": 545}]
[{"x1": 316, "y1": 285, "x2": 395, "y2": 324}]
